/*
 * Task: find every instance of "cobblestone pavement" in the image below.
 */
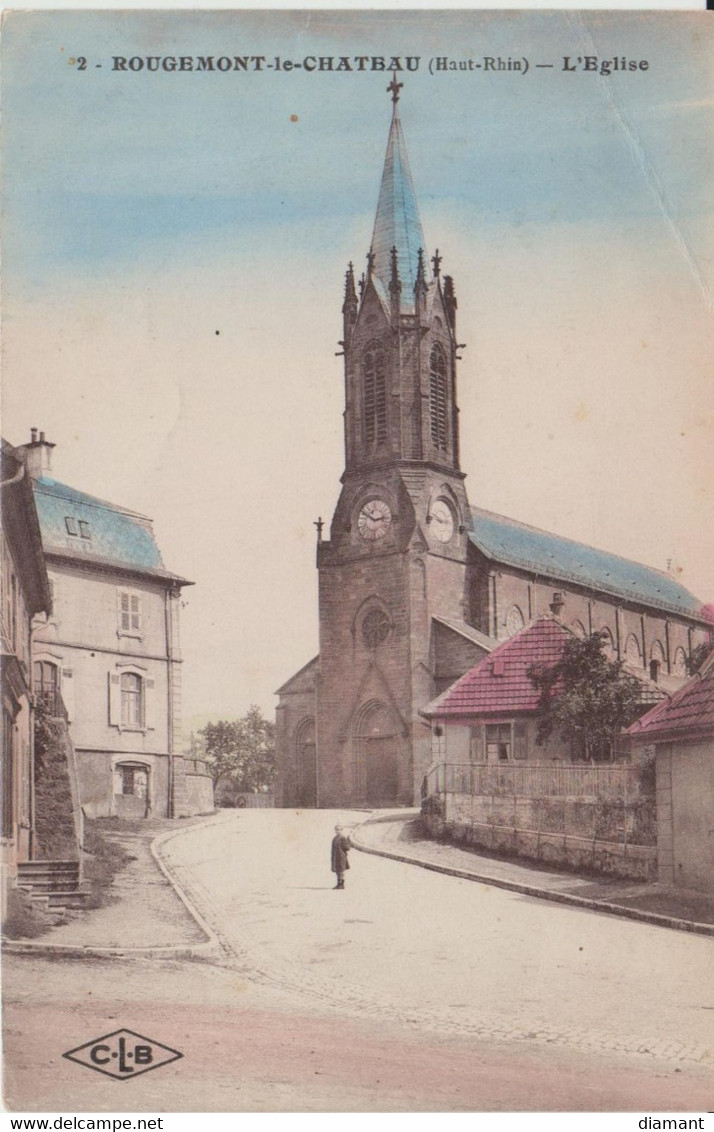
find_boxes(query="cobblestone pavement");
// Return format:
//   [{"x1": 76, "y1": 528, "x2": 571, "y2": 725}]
[
  {"x1": 161, "y1": 810, "x2": 714, "y2": 1072},
  {"x1": 355, "y1": 812, "x2": 714, "y2": 930},
  {"x1": 4, "y1": 809, "x2": 713, "y2": 1112}
]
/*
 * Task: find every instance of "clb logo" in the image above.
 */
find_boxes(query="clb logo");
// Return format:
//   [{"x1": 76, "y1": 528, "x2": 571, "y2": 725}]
[{"x1": 63, "y1": 1029, "x2": 183, "y2": 1080}]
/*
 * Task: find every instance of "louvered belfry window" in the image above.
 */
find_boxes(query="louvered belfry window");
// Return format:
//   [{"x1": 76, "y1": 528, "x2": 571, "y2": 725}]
[
  {"x1": 363, "y1": 347, "x2": 387, "y2": 445},
  {"x1": 430, "y1": 345, "x2": 448, "y2": 450}
]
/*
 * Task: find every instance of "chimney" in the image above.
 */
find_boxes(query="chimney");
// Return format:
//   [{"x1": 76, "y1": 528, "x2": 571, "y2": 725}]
[{"x1": 17, "y1": 427, "x2": 56, "y2": 479}]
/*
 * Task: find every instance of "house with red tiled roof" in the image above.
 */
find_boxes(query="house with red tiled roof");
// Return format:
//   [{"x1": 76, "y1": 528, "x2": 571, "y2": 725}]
[
  {"x1": 422, "y1": 619, "x2": 574, "y2": 765},
  {"x1": 628, "y1": 652, "x2": 714, "y2": 894},
  {"x1": 422, "y1": 617, "x2": 661, "y2": 766}
]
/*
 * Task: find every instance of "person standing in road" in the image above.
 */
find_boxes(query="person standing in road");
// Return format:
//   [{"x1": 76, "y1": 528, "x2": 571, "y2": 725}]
[{"x1": 331, "y1": 824, "x2": 351, "y2": 889}]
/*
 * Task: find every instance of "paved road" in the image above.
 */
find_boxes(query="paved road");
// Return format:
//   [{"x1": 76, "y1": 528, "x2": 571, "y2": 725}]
[
  {"x1": 163, "y1": 809, "x2": 714, "y2": 1067},
  {"x1": 5, "y1": 808, "x2": 714, "y2": 1111}
]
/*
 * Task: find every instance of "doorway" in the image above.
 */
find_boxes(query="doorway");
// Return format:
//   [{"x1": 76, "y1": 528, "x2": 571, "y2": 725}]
[{"x1": 354, "y1": 702, "x2": 401, "y2": 805}]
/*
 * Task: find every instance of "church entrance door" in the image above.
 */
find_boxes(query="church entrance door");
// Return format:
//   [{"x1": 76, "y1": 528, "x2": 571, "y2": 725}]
[
  {"x1": 354, "y1": 701, "x2": 400, "y2": 805},
  {"x1": 365, "y1": 737, "x2": 399, "y2": 804}
]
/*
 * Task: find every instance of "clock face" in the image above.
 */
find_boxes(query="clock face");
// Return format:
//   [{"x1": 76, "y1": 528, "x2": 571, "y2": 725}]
[
  {"x1": 430, "y1": 499, "x2": 455, "y2": 543},
  {"x1": 357, "y1": 498, "x2": 392, "y2": 541}
]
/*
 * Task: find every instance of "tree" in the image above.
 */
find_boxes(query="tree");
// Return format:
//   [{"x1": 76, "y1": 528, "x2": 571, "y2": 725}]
[
  {"x1": 200, "y1": 705, "x2": 276, "y2": 796},
  {"x1": 689, "y1": 640, "x2": 713, "y2": 675},
  {"x1": 527, "y1": 632, "x2": 642, "y2": 762}
]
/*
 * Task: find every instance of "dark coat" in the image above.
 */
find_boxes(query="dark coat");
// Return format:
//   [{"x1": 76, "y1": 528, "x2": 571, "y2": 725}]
[{"x1": 331, "y1": 833, "x2": 351, "y2": 874}]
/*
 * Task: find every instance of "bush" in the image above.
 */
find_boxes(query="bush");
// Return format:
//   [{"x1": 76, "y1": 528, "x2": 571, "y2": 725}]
[{"x1": 3, "y1": 887, "x2": 64, "y2": 939}]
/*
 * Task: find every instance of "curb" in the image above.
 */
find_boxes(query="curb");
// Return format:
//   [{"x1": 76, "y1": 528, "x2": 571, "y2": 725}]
[
  {"x1": 350, "y1": 819, "x2": 714, "y2": 938},
  {"x1": 3, "y1": 813, "x2": 232, "y2": 961}
]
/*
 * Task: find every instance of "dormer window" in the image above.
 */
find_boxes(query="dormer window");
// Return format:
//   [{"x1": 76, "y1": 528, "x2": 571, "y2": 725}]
[{"x1": 65, "y1": 516, "x2": 91, "y2": 539}]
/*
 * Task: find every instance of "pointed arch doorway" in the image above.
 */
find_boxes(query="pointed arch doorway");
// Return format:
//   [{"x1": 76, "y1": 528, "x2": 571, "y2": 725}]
[{"x1": 353, "y1": 701, "x2": 401, "y2": 805}]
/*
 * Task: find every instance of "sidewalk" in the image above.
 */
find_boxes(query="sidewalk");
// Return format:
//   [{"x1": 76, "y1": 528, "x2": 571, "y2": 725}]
[
  {"x1": 3, "y1": 814, "x2": 223, "y2": 959},
  {"x1": 352, "y1": 811, "x2": 714, "y2": 936}
]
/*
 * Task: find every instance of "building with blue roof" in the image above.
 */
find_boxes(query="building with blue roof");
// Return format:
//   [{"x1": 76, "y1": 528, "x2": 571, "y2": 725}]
[
  {"x1": 17, "y1": 430, "x2": 211, "y2": 823},
  {"x1": 276, "y1": 81, "x2": 712, "y2": 812}
]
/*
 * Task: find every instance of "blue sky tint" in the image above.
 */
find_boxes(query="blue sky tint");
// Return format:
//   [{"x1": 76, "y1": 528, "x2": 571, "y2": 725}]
[
  {"x1": 3, "y1": 10, "x2": 712, "y2": 287},
  {"x1": 2, "y1": 10, "x2": 712, "y2": 720}
]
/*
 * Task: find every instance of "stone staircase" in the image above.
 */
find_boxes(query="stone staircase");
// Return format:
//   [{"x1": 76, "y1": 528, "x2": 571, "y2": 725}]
[{"x1": 16, "y1": 860, "x2": 90, "y2": 914}]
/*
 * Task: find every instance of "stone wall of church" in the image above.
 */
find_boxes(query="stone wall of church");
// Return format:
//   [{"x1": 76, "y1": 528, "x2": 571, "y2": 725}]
[
  {"x1": 471, "y1": 556, "x2": 708, "y2": 682},
  {"x1": 432, "y1": 623, "x2": 490, "y2": 694},
  {"x1": 317, "y1": 550, "x2": 414, "y2": 805},
  {"x1": 275, "y1": 685, "x2": 317, "y2": 808}
]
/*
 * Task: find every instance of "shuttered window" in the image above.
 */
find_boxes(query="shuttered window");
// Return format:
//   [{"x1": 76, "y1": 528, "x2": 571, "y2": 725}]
[
  {"x1": 109, "y1": 670, "x2": 155, "y2": 730},
  {"x1": 363, "y1": 347, "x2": 387, "y2": 445},
  {"x1": 118, "y1": 590, "x2": 142, "y2": 635},
  {"x1": 429, "y1": 345, "x2": 448, "y2": 451},
  {"x1": 513, "y1": 721, "x2": 527, "y2": 760}
]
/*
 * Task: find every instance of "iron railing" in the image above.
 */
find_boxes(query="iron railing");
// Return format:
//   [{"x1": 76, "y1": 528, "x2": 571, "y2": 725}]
[{"x1": 425, "y1": 761, "x2": 644, "y2": 801}]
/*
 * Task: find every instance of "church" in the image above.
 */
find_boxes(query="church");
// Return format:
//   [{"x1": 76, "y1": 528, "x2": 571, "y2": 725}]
[{"x1": 275, "y1": 82, "x2": 711, "y2": 810}]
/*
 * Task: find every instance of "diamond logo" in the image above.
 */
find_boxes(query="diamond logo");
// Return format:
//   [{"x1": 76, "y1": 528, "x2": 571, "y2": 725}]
[{"x1": 63, "y1": 1029, "x2": 183, "y2": 1080}]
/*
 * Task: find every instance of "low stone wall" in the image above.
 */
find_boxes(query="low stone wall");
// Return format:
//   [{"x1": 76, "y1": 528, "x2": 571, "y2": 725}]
[
  {"x1": 185, "y1": 770, "x2": 214, "y2": 815},
  {"x1": 423, "y1": 790, "x2": 657, "y2": 881}
]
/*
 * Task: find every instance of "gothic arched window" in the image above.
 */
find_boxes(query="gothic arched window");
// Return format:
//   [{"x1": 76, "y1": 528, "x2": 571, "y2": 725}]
[
  {"x1": 505, "y1": 605, "x2": 525, "y2": 637},
  {"x1": 625, "y1": 634, "x2": 643, "y2": 668},
  {"x1": 429, "y1": 345, "x2": 448, "y2": 451},
  {"x1": 649, "y1": 640, "x2": 666, "y2": 682},
  {"x1": 363, "y1": 347, "x2": 387, "y2": 445},
  {"x1": 599, "y1": 627, "x2": 616, "y2": 661}
]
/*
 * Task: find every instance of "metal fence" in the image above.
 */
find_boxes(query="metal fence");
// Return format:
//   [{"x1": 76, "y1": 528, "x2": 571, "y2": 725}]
[{"x1": 425, "y1": 761, "x2": 644, "y2": 801}]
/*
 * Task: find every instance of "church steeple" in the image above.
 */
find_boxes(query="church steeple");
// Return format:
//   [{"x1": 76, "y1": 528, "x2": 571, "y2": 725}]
[
  {"x1": 369, "y1": 83, "x2": 427, "y2": 312},
  {"x1": 339, "y1": 81, "x2": 463, "y2": 477}
]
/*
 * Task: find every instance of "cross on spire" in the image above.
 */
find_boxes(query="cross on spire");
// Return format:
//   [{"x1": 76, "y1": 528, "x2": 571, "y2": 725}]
[
  {"x1": 387, "y1": 72, "x2": 403, "y2": 106},
  {"x1": 431, "y1": 249, "x2": 442, "y2": 278}
]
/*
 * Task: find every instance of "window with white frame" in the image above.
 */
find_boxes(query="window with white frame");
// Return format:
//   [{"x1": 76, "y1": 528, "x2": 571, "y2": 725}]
[
  {"x1": 484, "y1": 721, "x2": 527, "y2": 762},
  {"x1": 109, "y1": 668, "x2": 155, "y2": 730},
  {"x1": 121, "y1": 672, "x2": 143, "y2": 727},
  {"x1": 117, "y1": 590, "x2": 142, "y2": 636}
]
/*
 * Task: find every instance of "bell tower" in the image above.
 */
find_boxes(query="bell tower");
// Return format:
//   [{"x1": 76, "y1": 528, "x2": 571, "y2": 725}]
[{"x1": 315, "y1": 80, "x2": 472, "y2": 807}]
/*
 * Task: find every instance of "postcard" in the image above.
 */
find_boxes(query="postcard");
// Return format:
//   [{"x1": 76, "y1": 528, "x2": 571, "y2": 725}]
[{"x1": 2, "y1": 8, "x2": 713, "y2": 1118}]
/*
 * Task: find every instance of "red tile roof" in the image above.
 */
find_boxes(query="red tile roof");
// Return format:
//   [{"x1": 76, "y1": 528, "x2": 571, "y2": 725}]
[
  {"x1": 628, "y1": 654, "x2": 714, "y2": 742},
  {"x1": 424, "y1": 618, "x2": 572, "y2": 719}
]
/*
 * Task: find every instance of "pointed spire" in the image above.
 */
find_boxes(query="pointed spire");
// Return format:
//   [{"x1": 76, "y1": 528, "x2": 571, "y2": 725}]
[
  {"x1": 369, "y1": 82, "x2": 427, "y2": 313},
  {"x1": 342, "y1": 261, "x2": 357, "y2": 311},
  {"x1": 414, "y1": 246, "x2": 427, "y2": 314},
  {"x1": 443, "y1": 274, "x2": 457, "y2": 330},
  {"x1": 342, "y1": 261, "x2": 358, "y2": 343},
  {"x1": 415, "y1": 247, "x2": 426, "y2": 289}
]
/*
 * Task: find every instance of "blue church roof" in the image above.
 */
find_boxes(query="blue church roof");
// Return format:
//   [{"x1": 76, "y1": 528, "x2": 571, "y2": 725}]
[
  {"x1": 33, "y1": 477, "x2": 188, "y2": 583},
  {"x1": 370, "y1": 106, "x2": 427, "y2": 312},
  {"x1": 469, "y1": 506, "x2": 706, "y2": 621}
]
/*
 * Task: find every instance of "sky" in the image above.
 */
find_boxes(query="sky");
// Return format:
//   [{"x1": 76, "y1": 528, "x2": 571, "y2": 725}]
[{"x1": 2, "y1": 10, "x2": 713, "y2": 730}]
